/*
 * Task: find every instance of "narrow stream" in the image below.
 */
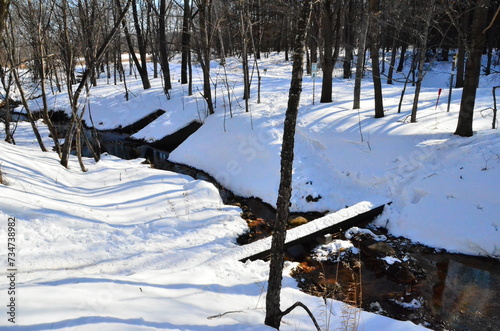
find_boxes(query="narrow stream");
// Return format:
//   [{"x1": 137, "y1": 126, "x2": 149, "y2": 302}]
[
  {"x1": 291, "y1": 231, "x2": 500, "y2": 331},
  {"x1": 18, "y1": 110, "x2": 498, "y2": 331},
  {"x1": 95, "y1": 129, "x2": 499, "y2": 331}
]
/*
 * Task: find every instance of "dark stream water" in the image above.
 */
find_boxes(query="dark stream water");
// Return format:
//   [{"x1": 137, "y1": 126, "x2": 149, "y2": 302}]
[{"x1": 291, "y1": 231, "x2": 500, "y2": 331}]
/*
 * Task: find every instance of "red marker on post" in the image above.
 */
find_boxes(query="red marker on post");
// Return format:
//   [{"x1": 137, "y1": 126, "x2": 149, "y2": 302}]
[{"x1": 435, "y1": 88, "x2": 442, "y2": 109}]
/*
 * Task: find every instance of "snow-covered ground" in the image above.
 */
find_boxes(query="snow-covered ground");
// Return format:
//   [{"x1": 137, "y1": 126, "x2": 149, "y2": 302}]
[
  {"x1": 169, "y1": 54, "x2": 500, "y2": 258},
  {"x1": 0, "y1": 52, "x2": 498, "y2": 329}
]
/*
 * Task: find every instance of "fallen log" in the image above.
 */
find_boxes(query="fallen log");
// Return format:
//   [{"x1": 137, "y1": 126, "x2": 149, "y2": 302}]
[{"x1": 238, "y1": 201, "x2": 388, "y2": 262}]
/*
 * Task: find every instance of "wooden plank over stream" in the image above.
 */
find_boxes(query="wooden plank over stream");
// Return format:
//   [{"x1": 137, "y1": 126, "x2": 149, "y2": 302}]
[{"x1": 236, "y1": 201, "x2": 387, "y2": 262}]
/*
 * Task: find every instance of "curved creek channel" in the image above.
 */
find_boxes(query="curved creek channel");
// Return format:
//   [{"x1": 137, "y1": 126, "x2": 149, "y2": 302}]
[{"x1": 46, "y1": 113, "x2": 500, "y2": 331}]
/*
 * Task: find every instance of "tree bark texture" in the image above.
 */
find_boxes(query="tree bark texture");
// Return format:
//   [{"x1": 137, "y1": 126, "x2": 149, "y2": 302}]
[
  {"x1": 265, "y1": 0, "x2": 312, "y2": 329},
  {"x1": 181, "y1": 0, "x2": 191, "y2": 85},
  {"x1": 455, "y1": 7, "x2": 470, "y2": 89},
  {"x1": 411, "y1": 5, "x2": 433, "y2": 123},
  {"x1": 343, "y1": 1, "x2": 354, "y2": 79},
  {"x1": 0, "y1": 0, "x2": 10, "y2": 44},
  {"x1": 455, "y1": 0, "x2": 490, "y2": 137},
  {"x1": 159, "y1": 0, "x2": 172, "y2": 93},
  {"x1": 320, "y1": 0, "x2": 334, "y2": 103},
  {"x1": 369, "y1": 0, "x2": 384, "y2": 118},
  {"x1": 396, "y1": 42, "x2": 407, "y2": 73},
  {"x1": 320, "y1": 0, "x2": 343, "y2": 103},
  {"x1": 387, "y1": 32, "x2": 398, "y2": 84},
  {"x1": 195, "y1": 0, "x2": 214, "y2": 115},
  {"x1": 353, "y1": 0, "x2": 368, "y2": 110},
  {"x1": 119, "y1": 0, "x2": 151, "y2": 90}
]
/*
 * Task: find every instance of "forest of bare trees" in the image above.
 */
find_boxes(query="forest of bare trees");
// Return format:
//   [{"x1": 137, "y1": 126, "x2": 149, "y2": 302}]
[{"x1": 0, "y1": 0, "x2": 498, "y2": 144}]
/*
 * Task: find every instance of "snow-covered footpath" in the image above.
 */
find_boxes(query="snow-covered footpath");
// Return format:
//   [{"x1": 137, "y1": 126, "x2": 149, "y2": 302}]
[{"x1": 0, "y1": 53, "x2": 498, "y2": 329}]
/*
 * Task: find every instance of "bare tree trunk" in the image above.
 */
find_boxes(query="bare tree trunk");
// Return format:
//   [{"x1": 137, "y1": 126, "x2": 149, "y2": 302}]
[
  {"x1": 248, "y1": 7, "x2": 262, "y2": 104},
  {"x1": 455, "y1": 37, "x2": 466, "y2": 88},
  {"x1": 343, "y1": 1, "x2": 354, "y2": 79},
  {"x1": 0, "y1": 0, "x2": 9, "y2": 44},
  {"x1": 283, "y1": 16, "x2": 290, "y2": 61},
  {"x1": 370, "y1": 47, "x2": 384, "y2": 118},
  {"x1": 410, "y1": 48, "x2": 427, "y2": 122},
  {"x1": 369, "y1": 0, "x2": 384, "y2": 118},
  {"x1": 119, "y1": 0, "x2": 151, "y2": 90},
  {"x1": 10, "y1": 62, "x2": 47, "y2": 152},
  {"x1": 188, "y1": 43, "x2": 193, "y2": 96},
  {"x1": 133, "y1": 0, "x2": 151, "y2": 89},
  {"x1": 308, "y1": 2, "x2": 321, "y2": 69},
  {"x1": 5, "y1": 14, "x2": 46, "y2": 152},
  {"x1": 455, "y1": 7, "x2": 470, "y2": 89},
  {"x1": 75, "y1": 120, "x2": 87, "y2": 172},
  {"x1": 254, "y1": 0, "x2": 262, "y2": 60},
  {"x1": 0, "y1": 69, "x2": 14, "y2": 143},
  {"x1": 195, "y1": 0, "x2": 214, "y2": 115},
  {"x1": 485, "y1": 39, "x2": 492, "y2": 76},
  {"x1": 61, "y1": 0, "x2": 132, "y2": 168},
  {"x1": 181, "y1": 0, "x2": 191, "y2": 85},
  {"x1": 216, "y1": 23, "x2": 233, "y2": 116},
  {"x1": 387, "y1": 31, "x2": 398, "y2": 84},
  {"x1": 35, "y1": 2, "x2": 62, "y2": 157},
  {"x1": 455, "y1": 0, "x2": 490, "y2": 137},
  {"x1": 411, "y1": 6, "x2": 433, "y2": 123},
  {"x1": 159, "y1": 0, "x2": 172, "y2": 94},
  {"x1": 396, "y1": 42, "x2": 407, "y2": 72},
  {"x1": 240, "y1": 0, "x2": 251, "y2": 109},
  {"x1": 147, "y1": 2, "x2": 158, "y2": 80},
  {"x1": 320, "y1": 0, "x2": 343, "y2": 103},
  {"x1": 353, "y1": 0, "x2": 368, "y2": 110},
  {"x1": 320, "y1": 0, "x2": 334, "y2": 103},
  {"x1": 265, "y1": 0, "x2": 312, "y2": 329}
]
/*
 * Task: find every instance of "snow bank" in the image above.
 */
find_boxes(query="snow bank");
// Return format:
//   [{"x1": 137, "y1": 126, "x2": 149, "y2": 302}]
[
  {"x1": 0, "y1": 123, "x2": 429, "y2": 330},
  {"x1": 169, "y1": 56, "x2": 499, "y2": 258}
]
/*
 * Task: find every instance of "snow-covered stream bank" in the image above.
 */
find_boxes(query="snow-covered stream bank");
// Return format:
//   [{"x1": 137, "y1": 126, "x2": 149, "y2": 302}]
[
  {"x1": 0, "y1": 121, "x2": 431, "y2": 330},
  {"x1": 3, "y1": 113, "x2": 497, "y2": 331},
  {"x1": 92, "y1": 116, "x2": 500, "y2": 330},
  {"x1": 1, "y1": 53, "x2": 499, "y2": 330}
]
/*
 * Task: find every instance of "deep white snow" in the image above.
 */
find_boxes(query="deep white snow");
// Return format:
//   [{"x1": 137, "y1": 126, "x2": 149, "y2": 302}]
[{"x1": 1, "y1": 52, "x2": 498, "y2": 330}]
